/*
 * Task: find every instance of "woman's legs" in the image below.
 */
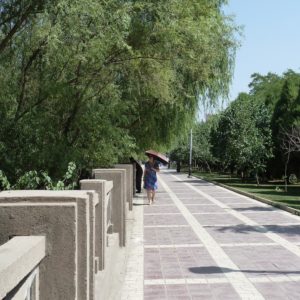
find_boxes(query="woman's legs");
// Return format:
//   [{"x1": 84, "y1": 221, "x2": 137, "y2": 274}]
[
  {"x1": 147, "y1": 189, "x2": 152, "y2": 204},
  {"x1": 151, "y1": 190, "x2": 156, "y2": 203},
  {"x1": 147, "y1": 189, "x2": 156, "y2": 204}
]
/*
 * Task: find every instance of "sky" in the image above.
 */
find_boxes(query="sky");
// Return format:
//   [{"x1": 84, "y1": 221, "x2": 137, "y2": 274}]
[{"x1": 224, "y1": 0, "x2": 300, "y2": 101}]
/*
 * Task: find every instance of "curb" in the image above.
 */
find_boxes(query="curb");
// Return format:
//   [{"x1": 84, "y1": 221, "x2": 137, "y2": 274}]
[{"x1": 192, "y1": 174, "x2": 300, "y2": 217}]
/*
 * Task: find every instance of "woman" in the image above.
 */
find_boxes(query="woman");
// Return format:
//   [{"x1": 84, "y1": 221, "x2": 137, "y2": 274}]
[{"x1": 143, "y1": 155, "x2": 160, "y2": 204}]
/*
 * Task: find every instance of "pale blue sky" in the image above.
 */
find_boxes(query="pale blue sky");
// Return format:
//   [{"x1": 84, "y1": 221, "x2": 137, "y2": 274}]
[{"x1": 224, "y1": 0, "x2": 300, "y2": 100}]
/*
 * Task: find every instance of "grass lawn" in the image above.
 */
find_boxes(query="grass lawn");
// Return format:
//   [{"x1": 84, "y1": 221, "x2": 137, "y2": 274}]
[{"x1": 190, "y1": 171, "x2": 300, "y2": 211}]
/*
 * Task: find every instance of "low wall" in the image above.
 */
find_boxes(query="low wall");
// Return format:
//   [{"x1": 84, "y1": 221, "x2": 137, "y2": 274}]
[
  {"x1": 92, "y1": 169, "x2": 127, "y2": 246},
  {"x1": 0, "y1": 190, "x2": 98, "y2": 300},
  {"x1": 0, "y1": 236, "x2": 45, "y2": 299},
  {"x1": 0, "y1": 167, "x2": 135, "y2": 299},
  {"x1": 115, "y1": 164, "x2": 134, "y2": 210},
  {"x1": 80, "y1": 179, "x2": 113, "y2": 271}
]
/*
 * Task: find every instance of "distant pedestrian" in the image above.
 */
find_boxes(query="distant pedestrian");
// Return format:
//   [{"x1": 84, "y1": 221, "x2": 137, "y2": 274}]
[{"x1": 143, "y1": 155, "x2": 160, "y2": 204}]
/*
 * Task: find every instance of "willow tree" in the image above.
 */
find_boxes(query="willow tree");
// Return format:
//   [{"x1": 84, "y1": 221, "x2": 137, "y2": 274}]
[{"x1": 0, "y1": 0, "x2": 238, "y2": 181}]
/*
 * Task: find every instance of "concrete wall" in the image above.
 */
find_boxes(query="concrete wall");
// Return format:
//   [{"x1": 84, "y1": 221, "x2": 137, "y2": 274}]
[
  {"x1": 92, "y1": 169, "x2": 127, "y2": 246},
  {"x1": 80, "y1": 179, "x2": 113, "y2": 271},
  {"x1": 0, "y1": 166, "x2": 135, "y2": 299},
  {"x1": 0, "y1": 236, "x2": 45, "y2": 299},
  {"x1": 115, "y1": 164, "x2": 134, "y2": 210},
  {"x1": 0, "y1": 190, "x2": 98, "y2": 300}
]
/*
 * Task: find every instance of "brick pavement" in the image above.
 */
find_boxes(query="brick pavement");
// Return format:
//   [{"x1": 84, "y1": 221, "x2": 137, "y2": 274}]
[{"x1": 121, "y1": 170, "x2": 300, "y2": 300}]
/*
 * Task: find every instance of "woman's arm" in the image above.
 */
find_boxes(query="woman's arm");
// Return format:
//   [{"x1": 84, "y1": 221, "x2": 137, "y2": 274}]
[{"x1": 153, "y1": 162, "x2": 160, "y2": 172}]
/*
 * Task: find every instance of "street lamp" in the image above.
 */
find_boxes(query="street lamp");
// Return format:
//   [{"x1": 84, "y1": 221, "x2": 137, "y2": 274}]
[{"x1": 188, "y1": 129, "x2": 193, "y2": 177}]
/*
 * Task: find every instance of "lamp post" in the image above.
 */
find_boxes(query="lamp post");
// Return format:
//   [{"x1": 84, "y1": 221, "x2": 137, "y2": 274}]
[{"x1": 188, "y1": 128, "x2": 193, "y2": 177}]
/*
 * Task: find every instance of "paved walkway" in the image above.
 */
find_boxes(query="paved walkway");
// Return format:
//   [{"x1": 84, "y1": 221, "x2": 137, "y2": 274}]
[{"x1": 121, "y1": 170, "x2": 300, "y2": 300}]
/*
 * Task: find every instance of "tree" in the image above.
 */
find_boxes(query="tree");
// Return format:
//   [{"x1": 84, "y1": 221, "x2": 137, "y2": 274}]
[
  {"x1": 0, "y1": 0, "x2": 238, "y2": 183},
  {"x1": 212, "y1": 93, "x2": 273, "y2": 183},
  {"x1": 192, "y1": 116, "x2": 219, "y2": 172},
  {"x1": 270, "y1": 74, "x2": 300, "y2": 177}
]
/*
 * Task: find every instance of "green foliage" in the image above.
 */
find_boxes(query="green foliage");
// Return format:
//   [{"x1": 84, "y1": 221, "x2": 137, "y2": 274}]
[
  {"x1": 169, "y1": 139, "x2": 189, "y2": 163},
  {"x1": 14, "y1": 171, "x2": 41, "y2": 190},
  {"x1": 212, "y1": 93, "x2": 273, "y2": 176},
  {"x1": 0, "y1": 170, "x2": 11, "y2": 190},
  {"x1": 0, "y1": 162, "x2": 77, "y2": 190},
  {"x1": 192, "y1": 116, "x2": 219, "y2": 171},
  {"x1": 0, "y1": 0, "x2": 238, "y2": 184}
]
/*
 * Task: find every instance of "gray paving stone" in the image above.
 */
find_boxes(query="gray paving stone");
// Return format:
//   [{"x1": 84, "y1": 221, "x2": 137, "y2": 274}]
[
  {"x1": 206, "y1": 225, "x2": 275, "y2": 243},
  {"x1": 254, "y1": 281, "x2": 300, "y2": 300},
  {"x1": 222, "y1": 245, "x2": 300, "y2": 277},
  {"x1": 144, "y1": 205, "x2": 179, "y2": 214},
  {"x1": 144, "y1": 227, "x2": 200, "y2": 245},
  {"x1": 194, "y1": 213, "x2": 242, "y2": 226},
  {"x1": 144, "y1": 214, "x2": 188, "y2": 226},
  {"x1": 187, "y1": 204, "x2": 225, "y2": 213},
  {"x1": 240, "y1": 211, "x2": 300, "y2": 225}
]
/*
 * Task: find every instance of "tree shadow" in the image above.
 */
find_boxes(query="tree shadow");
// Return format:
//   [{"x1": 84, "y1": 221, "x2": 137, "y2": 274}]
[
  {"x1": 233, "y1": 206, "x2": 277, "y2": 212},
  {"x1": 216, "y1": 224, "x2": 300, "y2": 237},
  {"x1": 189, "y1": 266, "x2": 300, "y2": 275}
]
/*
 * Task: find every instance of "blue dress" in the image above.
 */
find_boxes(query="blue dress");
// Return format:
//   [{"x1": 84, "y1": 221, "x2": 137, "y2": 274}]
[{"x1": 144, "y1": 161, "x2": 159, "y2": 190}]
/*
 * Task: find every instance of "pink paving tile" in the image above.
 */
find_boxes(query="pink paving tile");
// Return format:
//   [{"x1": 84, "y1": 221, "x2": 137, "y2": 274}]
[
  {"x1": 214, "y1": 197, "x2": 251, "y2": 204},
  {"x1": 194, "y1": 213, "x2": 242, "y2": 226},
  {"x1": 264, "y1": 224, "x2": 300, "y2": 243},
  {"x1": 206, "y1": 225, "x2": 274, "y2": 243},
  {"x1": 222, "y1": 245, "x2": 300, "y2": 278},
  {"x1": 166, "y1": 285, "x2": 190, "y2": 299},
  {"x1": 180, "y1": 198, "x2": 212, "y2": 205},
  {"x1": 144, "y1": 285, "x2": 167, "y2": 300},
  {"x1": 144, "y1": 214, "x2": 188, "y2": 226},
  {"x1": 144, "y1": 246, "x2": 227, "y2": 281},
  {"x1": 253, "y1": 282, "x2": 300, "y2": 300},
  {"x1": 152, "y1": 198, "x2": 174, "y2": 205},
  {"x1": 228, "y1": 203, "x2": 277, "y2": 212},
  {"x1": 187, "y1": 283, "x2": 241, "y2": 299},
  {"x1": 187, "y1": 204, "x2": 225, "y2": 213},
  {"x1": 240, "y1": 211, "x2": 300, "y2": 225},
  {"x1": 144, "y1": 227, "x2": 201, "y2": 245},
  {"x1": 144, "y1": 205, "x2": 179, "y2": 214}
]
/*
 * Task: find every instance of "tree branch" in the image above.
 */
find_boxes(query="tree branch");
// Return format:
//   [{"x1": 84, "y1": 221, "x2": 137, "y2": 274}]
[{"x1": 0, "y1": 3, "x2": 36, "y2": 53}]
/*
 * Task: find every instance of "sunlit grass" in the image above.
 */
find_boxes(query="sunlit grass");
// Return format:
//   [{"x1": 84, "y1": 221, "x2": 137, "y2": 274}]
[{"x1": 191, "y1": 171, "x2": 300, "y2": 211}]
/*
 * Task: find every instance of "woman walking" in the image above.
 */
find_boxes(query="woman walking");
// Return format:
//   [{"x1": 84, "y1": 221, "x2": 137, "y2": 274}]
[{"x1": 143, "y1": 155, "x2": 160, "y2": 205}]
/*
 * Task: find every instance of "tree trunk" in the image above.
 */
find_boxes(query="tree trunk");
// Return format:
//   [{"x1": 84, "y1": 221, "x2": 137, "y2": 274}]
[
  {"x1": 255, "y1": 172, "x2": 260, "y2": 186},
  {"x1": 284, "y1": 151, "x2": 290, "y2": 193},
  {"x1": 205, "y1": 161, "x2": 211, "y2": 173}
]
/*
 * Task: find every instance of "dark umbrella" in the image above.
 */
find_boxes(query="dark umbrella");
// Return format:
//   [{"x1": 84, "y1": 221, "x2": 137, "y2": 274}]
[{"x1": 145, "y1": 149, "x2": 169, "y2": 165}]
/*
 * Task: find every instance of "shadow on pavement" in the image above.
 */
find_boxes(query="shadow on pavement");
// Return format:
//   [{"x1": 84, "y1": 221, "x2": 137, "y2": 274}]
[
  {"x1": 189, "y1": 266, "x2": 300, "y2": 275},
  {"x1": 233, "y1": 206, "x2": 277, "y2": 212},
  {"x1": 216, "y1": 224, "x2": 300, "y2": 236}
]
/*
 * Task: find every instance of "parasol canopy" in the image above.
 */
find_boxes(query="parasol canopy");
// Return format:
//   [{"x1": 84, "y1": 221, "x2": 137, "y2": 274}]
[{"x1": 145, "y1": 149, "x2": 169, "y2": 165}]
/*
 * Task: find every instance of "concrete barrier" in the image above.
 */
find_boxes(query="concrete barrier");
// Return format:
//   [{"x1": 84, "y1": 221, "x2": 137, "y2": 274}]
[
  {"x1": 0, "y1": 236, "x2": 45, "y2": 299},
  {"x1": 80, "y1": 179, "x2": 113, "y2": 271},
  {"x1": 0, "y1": 190, "x2": 98, "y2": 300},
  {"x1": 115, "y1": 164, "x2": 134, "y2": 210},
  {"x1": 92, "y1": 169, "x2": 127, "y2": 247}
]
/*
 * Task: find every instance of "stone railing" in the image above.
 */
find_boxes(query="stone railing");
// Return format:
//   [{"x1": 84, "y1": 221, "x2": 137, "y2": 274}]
[
  {"x1": 0, "y1": 236, "x2": 46, "y2": 300},
  {"x1": 0, "y1": 164, "x2": 135, "y2": 299}
]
